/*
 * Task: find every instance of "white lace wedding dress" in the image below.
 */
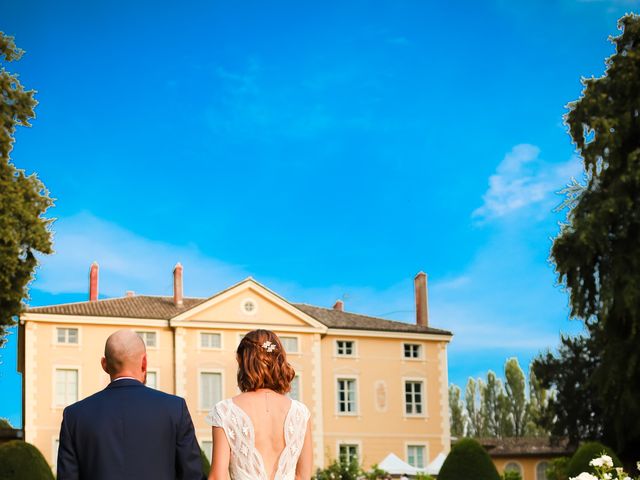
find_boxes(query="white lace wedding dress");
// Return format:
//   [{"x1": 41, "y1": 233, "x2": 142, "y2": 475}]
[{"x1": 206, "y1": 398, "x2": 310, "y2": 480}]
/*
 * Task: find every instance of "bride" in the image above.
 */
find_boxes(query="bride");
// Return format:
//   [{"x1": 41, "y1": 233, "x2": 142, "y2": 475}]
[{"x1": 206, "y1": 329, "x2": 313, "y2": 480}]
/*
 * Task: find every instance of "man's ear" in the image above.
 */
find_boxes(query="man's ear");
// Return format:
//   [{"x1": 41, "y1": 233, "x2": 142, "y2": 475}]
[
  {"x1": 141, "y1": 353, "x2": 147, "y2": 373},
  {"x1": 101, "y1": 357, "x2": 109, "y2": 375}
]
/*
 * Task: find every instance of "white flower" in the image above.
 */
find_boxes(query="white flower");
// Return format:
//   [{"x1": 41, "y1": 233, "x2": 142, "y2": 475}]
[
  {"x1": 603, "y1": 473, "x2": 611, "y2": 480},
  {"x1": 570, "y1": 473, "x2": 598, "y2": 480},
  {"x1": 591, "y1": 458, "x2": 604, "y2": 467},
  {"x1": 601, "y1": 455, "x2": 614, "y2": 468},
  {"x1": 637, "y1": 461, "x2": 640, "y2": 472}
]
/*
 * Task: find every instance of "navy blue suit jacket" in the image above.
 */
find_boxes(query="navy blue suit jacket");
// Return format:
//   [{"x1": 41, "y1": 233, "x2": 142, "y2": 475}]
[{"x1": 57, "y1": 379, "x2": 205, "y2": 480}]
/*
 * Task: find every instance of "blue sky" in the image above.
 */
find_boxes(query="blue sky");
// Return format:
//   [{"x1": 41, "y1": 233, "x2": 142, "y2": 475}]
[{"x1": 1, "y1": 0, "x2": 638, "y2": 427}]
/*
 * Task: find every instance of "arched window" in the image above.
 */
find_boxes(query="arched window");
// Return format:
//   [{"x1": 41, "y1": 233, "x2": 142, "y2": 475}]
[
  {"x1": 505, "y1": 462, "x2": 523, "y2": 477},
  {"x1": 536, "y1": 461, "x2": 550, "y2": 480}
]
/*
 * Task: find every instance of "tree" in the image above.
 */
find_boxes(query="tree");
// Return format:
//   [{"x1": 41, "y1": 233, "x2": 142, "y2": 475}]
[
  {"x1": 449, "y1": 384, "x2": 465, "y2": 437},
  {"x1": 0, "y1": 32, "x2": 53, "y2": 346},
  {"x1": 524, "y1": 366, "x2": 551, "y2": 436},
  {"x1": 464, "y1": 378, "x2": 485, "y2": 437},
  {"x1": 481, "y1": 371, "x2": 504, "y2": 438},
  {"x1": 438, "y1": 438, "x2": 501, "y2": 480},
  {"x1": 532, "y1": 335, "x2": 605, "y2": 444},
  {"x1": 550, "y1": 14, "x2": 640, "y2": 461},
  {"x1": 504, "y1": 358, "x2": 527, "y2": 438}
]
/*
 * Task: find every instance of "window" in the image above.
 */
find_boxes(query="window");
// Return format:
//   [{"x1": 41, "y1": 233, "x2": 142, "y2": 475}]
[
  {"x1": 337, "y1": 378, "x2": 357, "y2": 414},
  {"x1": 336, "y1": 340, "x2": 355, "y2": 356},
  {"x1": 241, "y1": 298, "x2": 257, "y2": 315},
  {"x1": 200, "y1": 332, "x2": 221, "y2": 349},
  {"x1": 200, "y1": 372, "x2": 222, "y2": 410},
  {"x1": 146, "y1": 371, "x2": 158, "y2": 390},
  {"x1": 136, "y1": 331, "x2": 157, "y2": 348},
  {"x1": 56, "y1": 328, "x2": 78, "y2": 344},
  {"x1": 403, "y1": 343, "x2": 421, "y2": 359},
  {"x1": 280, "y1": 336, "x2": 299, "y2": 353},
  {"x1": 537, "y1": 461, "x2": 550, "y2": 480},
  {"x1": 288, "y1": 376, "x2": 300, "y2": 401},
  {"x1": 55, "y1": 369, "x2": 78, "y2": 406},
  {"x1": 339, "y1": 444, "x2": 359, "y2": 464},
  {"x1": 407, "y1": 445, "x2": 426, "y2": 468},
  {"x1": 201, "y1": 440, "x2": 213, "y2": 464},
  {"x1": 505, "y1": 462, "x2": 523, "y2": 475},
  {"x1": 404, "y1": 380, "x2": 424, "y2": 415}
]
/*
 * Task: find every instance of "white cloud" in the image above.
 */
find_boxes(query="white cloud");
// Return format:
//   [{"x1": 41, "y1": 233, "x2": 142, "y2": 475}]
[{"x1": 473, "y1": 144, "x2": 583, "y2": 222}]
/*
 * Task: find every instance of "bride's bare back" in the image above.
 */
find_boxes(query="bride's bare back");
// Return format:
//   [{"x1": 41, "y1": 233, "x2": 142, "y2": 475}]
[{"x1": 233, "y1": 390, "x2": 292, "y2": 479}]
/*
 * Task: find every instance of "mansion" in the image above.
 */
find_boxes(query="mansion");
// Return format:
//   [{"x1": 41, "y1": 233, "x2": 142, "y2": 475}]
[{"x1": 17, "y1": 263, "x2": 452, "y2": 472}]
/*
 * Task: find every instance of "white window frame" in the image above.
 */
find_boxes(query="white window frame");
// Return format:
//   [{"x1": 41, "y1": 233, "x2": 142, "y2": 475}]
[
  {"x1": 405, "y1": 442, "x2": 429, "y2": 469},
  {"x1": 198, "y1": 369, "x2": 225, "y2": 412},
  {"x1": 52, "y1": 436, "x2": 60, "y2": 470},
  {"x1": 536, "y1": 460, "x2": 550, "y2": 480},
  {"x1": 402, "y1": 342, "x2": 423, "y2": 360},
  {"x1": 146, "y1": 368, "x2": 160, "y2": 390},
  {"x1": 287, "y1": 374, "x2": 302, "y2": 401},
  {"x1": 201, "y1": 439, "x2": 213, "y2": 465},
  {"x1": 52, "y1": 366, "x2": 81, "y2": 408},
  {"x1": 334, "y1": 339, "x2": 357, "y2": 358},
  {"x1": 136, "y1": 330, "x2": 159, "y2": 349},
  {"x1": 199, "y1": 331, "x2": 223, "y2": 350},
  {"x1": 403, "y1": 377, "x2": 427, "y2": 418},
  {"x1": 54, "y1": 327, "x2": 80, "y2": 346},
  {"x1": 279, "y1": 334, "x2": 301, "y2": 355},
  {"x1": 336, "y1": 440, "x2": 362, "y2": 464},
  {"x1": 335, "y1": 375, "x2": 359, "y2": 416}
]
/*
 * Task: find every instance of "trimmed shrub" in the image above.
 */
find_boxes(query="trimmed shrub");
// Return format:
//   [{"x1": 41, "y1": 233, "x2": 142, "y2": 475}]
[
  {"x1": 566, "y1": 441, "x2": 621, "y2": 478},
  {"x1": 0, "y1": 440, "x2": 55, "y2": 480},
  {"x1": 545, "y1": 457, "x2": 570, "y2": 480},
  {"x1": 200, "y1": 448, "x2": 211, "y2": 476},
  {"x1": 502, "y1": 471, "x2": 522, "y2": 480},
  {"x1": 438, "y1": 438, "x2": 501, "y2": 480},
  {"x1": 0, "y1": 418, "x2": 12, "y2": 429}
]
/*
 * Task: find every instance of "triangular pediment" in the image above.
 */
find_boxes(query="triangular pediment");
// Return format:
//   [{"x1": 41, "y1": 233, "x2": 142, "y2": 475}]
[{"x1": 170, "y1": 278, "x2": 327, "y2": 332}]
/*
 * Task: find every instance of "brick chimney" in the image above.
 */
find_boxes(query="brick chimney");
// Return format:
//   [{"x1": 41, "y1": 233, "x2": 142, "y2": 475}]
[
  {"x1": 89, "y1": 262, "x2": 99, "y2": 302},
  {"x1": 414, "y1": 271, "x2": 429, "y2": 327},
  {"x1": 173, "y1": 263, "x2": 183, "y2": 307},
  {"x1": 126, "y1": 291, "x2": 135, "y2": 297},
  {"x1": 333, "y1": 299, "x2": 344, "y2": 311}
]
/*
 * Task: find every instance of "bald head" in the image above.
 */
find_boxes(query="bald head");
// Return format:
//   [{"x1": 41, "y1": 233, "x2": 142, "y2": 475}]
[{"x1": 101, "y1": 329, "x2": 147, "y2": 382}]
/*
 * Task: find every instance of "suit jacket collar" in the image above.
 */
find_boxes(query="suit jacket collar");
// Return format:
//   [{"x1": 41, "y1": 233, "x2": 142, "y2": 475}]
[{"x1": 106, "y1": 378, "x2": 144, "y2": 389}]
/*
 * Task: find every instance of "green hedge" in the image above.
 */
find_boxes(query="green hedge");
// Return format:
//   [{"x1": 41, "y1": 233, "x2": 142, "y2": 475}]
[
  {"x1": 0, "y1": 440, "x2": 55, "y2": 480},
  {"x1": 439, "y1": 438, "x2": 501, "y2": 480},
  {"x1": 200, "y1": 448, "x2": 211, "y2": 476},
  {"x1": 566, "y1": 442, "x2": 621, "y2": 478}
]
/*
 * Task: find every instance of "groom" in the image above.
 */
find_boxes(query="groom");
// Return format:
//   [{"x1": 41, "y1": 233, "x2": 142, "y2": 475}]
[{"x1": 57, "y1": 329, "x2": 205, "y2": 480}]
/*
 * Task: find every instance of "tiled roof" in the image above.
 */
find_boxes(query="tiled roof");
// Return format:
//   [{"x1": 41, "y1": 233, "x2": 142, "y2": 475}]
[
  {"x1": 294, "y1": 303, "x2": 452, "y2": 335},
  {"x1": 477, "y1": 437, "x2": 575, "y2": 457},
  {"x1": 27, "y1": 296, "x2": 206, "y2": 320},
  {"x1": 27, "y1": 296, "x2": 452, "y2": 336}
]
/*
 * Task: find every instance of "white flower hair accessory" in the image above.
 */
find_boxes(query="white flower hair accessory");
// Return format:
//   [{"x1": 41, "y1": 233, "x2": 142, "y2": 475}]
[{"x1": 261, "y1": 340, "x2": 276, "y2": 353}]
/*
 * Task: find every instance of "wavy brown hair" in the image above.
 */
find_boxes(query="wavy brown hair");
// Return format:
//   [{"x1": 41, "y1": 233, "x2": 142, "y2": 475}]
[{"x1": 236, "y1": 329, "x2": 296, "y2": 394}]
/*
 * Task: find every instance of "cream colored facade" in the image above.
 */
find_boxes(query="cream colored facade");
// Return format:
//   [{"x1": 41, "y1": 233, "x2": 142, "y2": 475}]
[{"x1": 18, "y1": 273, "x2": 452, "y2": 472}]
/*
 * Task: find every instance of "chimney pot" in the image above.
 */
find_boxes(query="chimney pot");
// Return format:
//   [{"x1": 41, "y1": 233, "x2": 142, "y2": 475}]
[
  {"x1": 89, "y1": 262, "x2": 99, "y2": 302},
  {"x1": 126, "y1": 291, "x2": 135, "y2": 297},
  {"x1": 173, "y1": 263, "x2": 184, "y2": 307},
  {"x1": 414, "y1": 271, "x2": 429, "y2": 327},
  {"x1": 333, "y1": 299, "x2": 344, "y2": 311}
]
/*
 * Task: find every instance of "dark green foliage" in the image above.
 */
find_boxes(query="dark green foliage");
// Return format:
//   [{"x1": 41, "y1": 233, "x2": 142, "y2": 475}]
[
  {"x1": 566, "y1": 442, "x2": 621, "y2": 478},
  {"x1": 200, "y1": 448, "x2": 210, "y2": 476},
  {"x1": 547, "y1": 14, "x2": 640, "y2": 461},
  {"x1": 313, "y1": 458, "x2": 361, "y2": 480},
  {"x1": 502, "y1": 471, "x2": 521, "y2": 480},
  {"x1": 0, "y1": 31, "x2": 53, "y2": 346},
  {"x1": 545, "y1": 457, "x2": 570, "y2": 480},
  {"x1": 0, "y1": 440, "x2": 55, "y2": 480},
  {"x1": 532, "y1": 335, "x2": 604, "y2": 444},
  {"x1": 438, "y1": 438, "x2": 500, "y2": 480}
]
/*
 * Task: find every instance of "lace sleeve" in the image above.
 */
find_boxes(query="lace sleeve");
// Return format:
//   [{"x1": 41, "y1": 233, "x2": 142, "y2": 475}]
[{"x1": 205, "y1": 401, "x2": 223, "y2": 427}]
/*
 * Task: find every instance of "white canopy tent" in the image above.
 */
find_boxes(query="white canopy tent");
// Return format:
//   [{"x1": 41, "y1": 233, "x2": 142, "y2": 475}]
[{"x1": 378, "y1": 451, "x2": 447, "y2": 477}]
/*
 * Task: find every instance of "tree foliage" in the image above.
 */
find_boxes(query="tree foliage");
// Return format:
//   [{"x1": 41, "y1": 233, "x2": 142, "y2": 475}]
[
  {"x1": 0, "y1": 31, "x2": 53, "y2": 346},
  {"x1": 0, "y1": 440, "x2": 55, "y2": 480},
  {"x1": 547, "y1": 14, "x2": 640, "y2": 461},
  {"x1": 438, "y1": 438, "x2": 500, "y2": 480},
  {"x1": 450, "y1": 358, "x2": 550, "y2": 438}
]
